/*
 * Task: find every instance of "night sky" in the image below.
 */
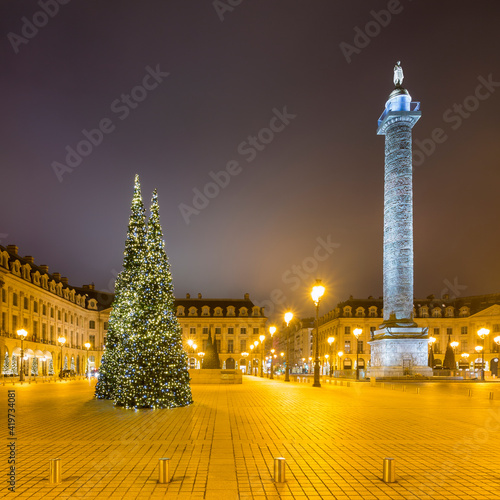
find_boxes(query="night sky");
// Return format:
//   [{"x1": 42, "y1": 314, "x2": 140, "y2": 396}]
[{"x1": 2, "y1": 0, "x2": 500, "y2": 322}]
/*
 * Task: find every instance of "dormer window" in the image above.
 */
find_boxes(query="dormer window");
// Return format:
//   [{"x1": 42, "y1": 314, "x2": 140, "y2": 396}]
[
  {"x1": 88, "y1": 299, "x2": 97, "y2": 310},
  {"x1": 355, "y1": 307, "x2": 365, "y2": 317},
  {"x1": 239, "y1": 307, "x2": 248, "y2": 317},
  {"x1": 177, "y1": 306, "x2": 185, "y2": 316},
  {"x1": 459, "y1": 306, "x2": 469, "y2": 317},
  {"x1": 369, "y1": 306, "x2": 377, "y2": 318},
  {"x1": 202, "y1": 306, "x2": 210, "y2": 316},
  {"x1": 343, "y1": 306, "x2": 352, "y2": 317},
  {"x1": 252, "y1": 306, "x2": 260, "y2": 316},
  {"x1": 445, "y1": 307, "x2": 454, "y2": 318},
  {"x1": 214, "y1": 307, "x2": 223, "y2": 316},
  {"x1": 420, "y1": 306, "x2": 429, "y2": 318},
  {"x1": 227, "y1": 306, "x2": 235, "y2": 316},
  {"x1": 188, "y1": 307, "x2": 197, "y2": 316},
  {"x1": 432, "y1": 308, "x2": 442, "y2": 318}
]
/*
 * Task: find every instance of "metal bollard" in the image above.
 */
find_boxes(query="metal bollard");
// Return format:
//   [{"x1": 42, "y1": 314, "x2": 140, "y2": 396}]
[
  {"x1": 416, "y1": 387, "x2": 420, "y2": 394},
  {"x1": 158, "y1": 458, "x2": 170, "y2": 484},
  {"x1": 403, "y1": 386, "x2": 407, "y2": 392},
  {"x1": 346, "y1": 382, "x2": 350, "y2": 387},
  {"x1": 49, "y1": 459, "x2": 61, "y2": 484},
  {"x1": 468, "y1": 389, "x2": 472, "y2": 397},
  {"x1": 274, "y1": 457, "x2": 286, "y2": 483},
  {"x1": 382, "y1": 458, "x2": 395, "y2": 483},
  {"x1": 489, "y1": 392, "x2": 494, "y2": 400}
]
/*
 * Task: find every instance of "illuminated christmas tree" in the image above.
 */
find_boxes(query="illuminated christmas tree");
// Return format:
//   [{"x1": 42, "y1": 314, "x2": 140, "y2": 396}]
[
  {"x1": 95, "y1": 174, "x2": 146, "y2": 399},
  {"x1": 202, "y1": 329, "x2": 220, "y2": 369},
  {"x1": 115, "y1": 190, "x2": 192, "y2": 408}
]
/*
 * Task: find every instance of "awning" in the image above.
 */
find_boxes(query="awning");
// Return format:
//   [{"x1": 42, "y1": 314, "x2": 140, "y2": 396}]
[
  {"x1": 43, "y1": 351, "x2": 52, "y2": 359},
  {"x1": 25, "y1": 348, "x2": 35, "y2": 357},
  {"x1": 12, "y1": 347, "x2": 21, "y2": 356},
  {"x1": 34, "y1": 350, "x2": 45, "y2": 359}
]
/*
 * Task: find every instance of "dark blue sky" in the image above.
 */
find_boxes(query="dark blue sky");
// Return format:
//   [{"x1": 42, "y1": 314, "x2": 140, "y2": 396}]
[{"x1": 2, "y1": 0, "x2": 500, "y2": 321}]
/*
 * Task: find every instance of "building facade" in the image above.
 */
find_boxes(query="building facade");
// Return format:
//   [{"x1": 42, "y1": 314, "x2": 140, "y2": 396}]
[
  {"x1": 0, "y1": 245, "x2": 267, "y2": 378},
  {"x1": 316, "y1": 295, "x2": 500, "y2": 377}
]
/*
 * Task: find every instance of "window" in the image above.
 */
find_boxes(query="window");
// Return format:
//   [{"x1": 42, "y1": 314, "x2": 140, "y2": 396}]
[
  {"x1": 461, "y1": 326, "x2": 468, "y2": 335},
  {"x1": 188, "y1": 307, "x2": 197, "y2": 316},
  {"x1": 420, "y1": 307, "x2": 428, "y2": 318},
  {"x1": 369, "y1": 307, "x2": 377, "y2": 318},
  {"x1": 215, "y1": 327, "x2": 221, "y2": 336},
  {"x1": 104, "y1": 322, "x2": 108, "y2": 331},
  {"x1": 345, "y1": 326, "x2": 351, "y2": 335},
  {"x1": 239, "y1": 307, "x2": 248, "y2": 316},
  {"x1": 446, "y1": 328, "x2": 453, "y2": 336},
  {"x1": 343, "y1": 307, "x2": 352, "y2": 317},
  {"x1": 89, "y1": 320, "x2": 96, "y2": 329},
  {"x1": 64, "y1": 313, "x2": 67, "y2": 322},
  {"x1": 355, "y1": 307, "x2": 364, "y2": 317},
  {"x1": 462, "y1": 340, "x2": 468, "y2": 352},
  {"x1": 42, "y1": 323, "x2": 46, "y2": 341},
  {"x1": 202, "y1": 327, "x2": 209, "y2": 335},
  {"x1": 344, "y1": 340, "x2": 351, "y2": 354},
  {"x1": 240, "y1": 339, "x2": 246, "y2": 351},
  {"x1": 370, "y1": 326, "x2": 376, "y2": 339},
  {"x1": 58, "y1": 311, "x2": 61, "y2": 321},
  {"x1": 23, "y1": 317, "x2": 28, "y2": 327},
  {"x1": 227, "y1": 306, "x2": 235, "y2": 316},
  {"x1": 12, "y1": 315, "x2": 17, "y2": 332},
  {"x1": 214, "y1": 307, "x2": 222, "y2": 316},
  {"x1": 253, "y1": 328, "x2": 259, "y2": 335},
  {"x1": 50, "y1": 326, "x2": 54, "y2": 342},
  {"x1": 493, "y1": 324, "x2": 500, "y2": 333},
  {"x1": 202, "y1": 306, "x2": 210, "y2": 316},
  {"x1": 227, "y1": 340, "x2": 234, "y2": 353},
  {"x1": 1, "y1": 312, "x2": 6, "y2": 330},
  {"x1": 42, "y1": 304, "x2": 46, "y2": 315},
  {"x1": 13, "y1": 293, "x2": 18, "y2": 306},
  {"x1": 177, "y1": 306, "x2": 185, "y2": 316},
  {"x1": 190, "y1": 327, "x2": 196, "y2": 335},
  {"x1": 24, "y1": 297, "x2": 29, "y2": 309},
  {"x1": 1, "y1": 289, "x2": 5, "y2": 302},
  {"x1": 357, "y1": 340, "x2": 363, "y2": 353},
  {"x1": 33, "y1": 301, "x2": 38, "y2": 313},
  {"x1": 89, "y1": 335, "x2": 95, "y2": 348},
  {"x1": 432, "y1": 308, "x2": 441, "y2": 318},
  {"x1": 50, "y1": 308, "x2": 54, "y2": 318},
  {"x1": 216, "y1": 340, "x2": 221, "y2": 351},
  {"x1": 433, "y1": 328, "x2": 440, "y2": 336},
  {"x1": 240, "y1": 327, "x2": 246, "y2": 335},
  {"x1": 445, "y1": 307, "x2": 454, "y2": 318}
]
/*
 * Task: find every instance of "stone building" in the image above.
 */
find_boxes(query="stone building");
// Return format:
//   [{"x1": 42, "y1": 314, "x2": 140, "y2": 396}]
[
  {"x1": 316, "y1": 295, "x2": 500, "y2": 377},
  {"x1": 0, "y1": 245, "x2": 267, "y2": 378}
]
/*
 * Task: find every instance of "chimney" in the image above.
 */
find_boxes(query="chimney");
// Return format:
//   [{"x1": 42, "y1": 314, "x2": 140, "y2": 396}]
[
  {"x1": 198, "y1": 293, "x2": 202, "y2": 299},
  {"x1": 244, "y1": 293, "x2": 249, "y2": 300},
  {"x1": 39, "y1": 265, "x2": 49, "y2": 273},
  {"x1": 6, "y1": 245, "x2": 18, "y2": 254},
  {"x1": 186, "y1": 293, "x2": 191, "y2": 299},
  {"x1": 82, "y1": 283, "x2": 95, "y2": 290},
  {"x1": 61, "y1": 277, "x2": 68, "y2": 285},
  {"x1": 53, "y1": 273, "x2": 61, "y2": 281},
  {"x1": 24, "y1": 256, "x2": 34, "y2": 264}
]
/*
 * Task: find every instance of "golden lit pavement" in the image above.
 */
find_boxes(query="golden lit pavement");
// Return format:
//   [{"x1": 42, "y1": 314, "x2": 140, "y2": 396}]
[{"x1": 1, "y1": 377, "x2": 500, "y2": 499}]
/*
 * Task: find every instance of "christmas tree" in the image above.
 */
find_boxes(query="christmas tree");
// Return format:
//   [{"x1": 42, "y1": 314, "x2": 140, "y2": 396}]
[
  {"x1": 95, "y1": 174, "x2": 147, "y2": 400},
  {"x1": 115, "y1": 189, "x2": 192, "y2": 408},
  {"x1": 3, "y1": 352, "x2": 10, "y2": 375},
  {"x1": 202, "y1": 329, "x2": 220, "y2": 369}
]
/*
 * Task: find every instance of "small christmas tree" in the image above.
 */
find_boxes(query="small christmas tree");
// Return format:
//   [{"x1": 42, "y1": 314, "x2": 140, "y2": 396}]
[
  {"x1": 116, "y1": 190, "x2": 192, "y2": 408},
  {"x1": 443, "y1": 335, "x2": 456, "y2": 370},
  {"x1": 95, "y1": 175, "x2": 147, "y2": 400},
  {"x1": 202, "y1": 329, "x2": 220, "y2": 369},
  {"x1": 3, "y1": 352, "x2": 10, "y2": 375}
]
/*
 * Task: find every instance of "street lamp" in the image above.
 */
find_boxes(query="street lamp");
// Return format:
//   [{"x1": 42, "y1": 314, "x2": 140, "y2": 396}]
[
  {"x1": 259, "y1": 334, "x2": 265, "y2": 377},
  {"x1": 58, "y1": 336, "x2": 66, "y2": 378},
  {"x1": 284, "y1": 312, "x2": 293, "y2": 382},
  {"x1": 17, "y1": 329, "x2": 28, "y2": 382},
  {"x1": 338, "y1": 351, "x2": 344, "y2": 371},
  {"x1": 353, "y1": 328, "x2": 362, "y2": 381},
  {"x1": 311, "y1": 279, "x2": 325, "y2": 388},
  {"x1": 477, "y1": 327, "x2": 490, "y2": 381},
  {"x1": 324, "y1": 354, "x2": 329, "y2": 376},
  {"x1": 327, "y1": 337, "x2": 335, "y2": 376},
  {"x1": 198, "y1": 351, "x2": 205, "y2": 368},
  {"x1": 84, "y1": 342, "x2": 91, "y2": 377},
  {"x1": 269, "y1": 326, "x2": 276, "y2": 379},
  {"x1": 250, "y1": 344, "x2": 255, "y2": 375}
]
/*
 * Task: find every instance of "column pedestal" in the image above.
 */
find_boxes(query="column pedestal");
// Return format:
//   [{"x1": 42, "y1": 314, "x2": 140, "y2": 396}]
[{"x1": 367, "y1": 327, "x2": 433, "y2": 378}]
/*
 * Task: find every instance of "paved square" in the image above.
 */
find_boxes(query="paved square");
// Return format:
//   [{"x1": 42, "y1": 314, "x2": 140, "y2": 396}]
[{"x1": 1, "y1": 377, "x2": 499, "y2": 499}]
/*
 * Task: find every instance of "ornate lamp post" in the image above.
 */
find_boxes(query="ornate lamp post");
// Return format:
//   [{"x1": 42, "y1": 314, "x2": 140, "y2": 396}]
[
  {"x1": 84, "y1": 342, "x2": 91, "y2": 377},
  {"x1": 284, "y1": 312, "x2": 293, "y2": 382},
  {"x1": 461, "y1": 352, "x2": 470, "y2": 373},
  {"x1": 241, "y1": 351, "x2": 248, "y2": 373},
  {"x1": 327, "y1": 337, "x2": 335, "y2": 376},
  {"x1": 338, "y1": 351, "x2": 344, "y2": 371},
  {"x1": 477, "y1": 327, "x2": 490, "y2": 381},
  {"x1": 353, "y1": 328, "x2": 362, "y2": 381},
  {"x1": 259, "y1": 334, "x2": 265, "y2": 377},
  {"x1": 58, "y1": 336, "x2": 66, "y2": 378},
  {"x1": 17, "y1": 329, "x2": 28, "y2": 382},
  {"x1": 269, "y1": 326, "x2": 276, "y2": 379},
  {"x1": 324, "y1": 354, "x2": 329, "y2": 376},
  {"x1": 311, "y1": 279, "x2": 325, "y2": 388}
]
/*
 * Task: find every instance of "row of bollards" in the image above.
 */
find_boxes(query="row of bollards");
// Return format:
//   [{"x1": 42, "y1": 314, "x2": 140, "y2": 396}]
[{"x1": 48, "y1": 455, "x2": 395, "y2": 486}]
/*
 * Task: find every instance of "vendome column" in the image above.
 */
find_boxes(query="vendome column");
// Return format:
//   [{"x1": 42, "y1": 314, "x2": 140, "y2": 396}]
[{"x1": 367, "y1": 62, "x2": 432, "y2": 378}]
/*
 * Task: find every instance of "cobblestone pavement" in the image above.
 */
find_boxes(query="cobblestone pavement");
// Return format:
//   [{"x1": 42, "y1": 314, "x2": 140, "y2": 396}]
[{"x1": 1, "y1": 376, "x2": 500, "y2": 499}]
